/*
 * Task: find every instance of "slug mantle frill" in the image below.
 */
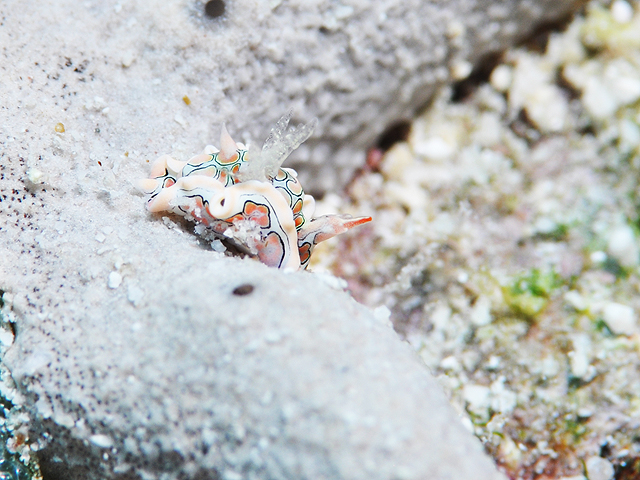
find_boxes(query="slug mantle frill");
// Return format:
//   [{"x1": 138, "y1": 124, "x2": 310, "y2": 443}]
[{"x1": 138, "y1": 112, "x2": 371, "y2": 270}]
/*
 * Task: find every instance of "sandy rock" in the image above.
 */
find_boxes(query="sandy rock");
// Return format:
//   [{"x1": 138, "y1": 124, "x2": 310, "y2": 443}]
[
  {"x1": 0, "y1": 0, "x2": 577, "y2": 193},
  {"x1": 2, "y1": 243, "x2": 507, "y2": 479}
]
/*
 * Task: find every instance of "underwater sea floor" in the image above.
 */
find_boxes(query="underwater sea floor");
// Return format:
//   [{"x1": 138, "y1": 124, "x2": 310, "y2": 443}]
[
  {"x1": 2, "y1": 1, "x2": 640, "y2": 479},
  {"x1": 314, "y1": 1, "x2": 640, "y2": 479}
]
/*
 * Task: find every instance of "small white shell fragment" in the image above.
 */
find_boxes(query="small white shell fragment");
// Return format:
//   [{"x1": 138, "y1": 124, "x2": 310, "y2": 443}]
[
  {"x1": 334, "y1": 5, "x2": 354, "y2": 19},
  {"x1": 446, "y1": 20, "x2": 465, "y2": 39},
  {"x1": 108, "y1": 271, "x2": 122, "y2": 289},
  {"x1": 585, "y1": 456, "x2": 614, "y2": 480},
  {"x1": 490, "y1": 378, "x2": 517, "y2": 414},
  {"x1": 540, "y1": 356, "x2": 560, "y2": 377},
  {"x1": 0, "y1": 327, "x2": 14, "y2": 347},
  {"x1": 582, "y1": 77, "x2": 618, "y2": 120},
  {"x1": 121, "y1": 50, "x2": 136, "y2": 68},
  {"x1": 564, "y1": 290, "x2": 587, "y2": 311},
  {"x1": 440, "y1": 355, "x2": 461, "y2": 372},
  {"x1": 223, "y1": 471, "x2": 243, "y2": 480},
  {"x1": 26, "y1": 167, "x2": 46, "y2": 185},
  {"x1": 210, "y1": 239, "x2": 226, "y2": 252},
  {"x1": 451, "y1": 59, "x2": 473, "y2": 80},
  {"x1": 532, "y1": 85, "x2": 568, "y2": 132},
  {"x1": 491, "y1": 63, "x2": 514, "y2": 91},
  {"x1": 89, "y1": 434, "x2": 114, "y2": 449},
  {"x1": 611, "y1": 0, "x2": 634, "y2": 23},
  {"x1": 470, "y1": 296, "x2": 492, "y2": 326},
  {"x1": 463, "y1": 384, "x2": 491, "y2": 408},
  {"x1": 127, "y1": 284, "x2": 144, "y2": 306},
  {"x1": 607, "y1": 224, "x2": 639, "y2": 268},
  {"x1": 619, "y1": 119, "x2": 640, "y2": 152},
  {"x1": 569, "y1": 334, "x2": 592, "y2": 380},
  {"x1": 413, "y1": 137, "x2": 454, "y2": 162},
  {"x1": 95, "y1": 233, "x2": 106, "y2": 243},
  {"x1": 602, "y1": 302, "x2": 636, "y2": 336}
]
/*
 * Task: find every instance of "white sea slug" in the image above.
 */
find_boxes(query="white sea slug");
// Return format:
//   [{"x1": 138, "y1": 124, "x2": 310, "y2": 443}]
[{"x1": 138, "y1": 111, "x2": 371, "y2": 269}]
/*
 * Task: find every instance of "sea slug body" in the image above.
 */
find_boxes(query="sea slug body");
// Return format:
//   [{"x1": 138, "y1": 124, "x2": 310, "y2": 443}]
[{"x1": 139, "y1": 111, "x2": 371, "y2": 269}]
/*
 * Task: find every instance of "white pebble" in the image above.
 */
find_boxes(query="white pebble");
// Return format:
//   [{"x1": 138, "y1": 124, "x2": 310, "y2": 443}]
[
  {"x1": 619, "y1": 119, "x2": 640, "y2": 151},
  {"x1": 108, "y1": 271, "x2": 122, "y2": 289},
  {"x1": 582, "y1": 77, "x2": 618, "y2": 120},
  {"x1": 564, "y1": 290, "x2": 587, "y2": 311},
  {"x1": 127, "y1": 284, "x2": 144, "y2": 306},
  {"x1": 470, "y1": 296, "x2": 492, "y2": 326},
  {"x1": 210, "y1": 239, "x2": 226, "y2": 252},
  {"x1": 451, "y1": 59, "x2": 473, "y2": 80},
  {"x1": 602, "y1": 302, "x2": 636, "y2": 335},
  {"x1": 540, "y1": 356, "x2": 560, "y2": 377},
  {"x1": 95, "y1": 233, "x2": 106, "y2": 243},
  {"x1": 490, "y1": 64, "x2": 512, "y2": 92},
  {"x1": 569, "y1": 334, "x2": 592, "y2": 379},
  {"x1": 485, "y1": 355, "x2": 501, "y2": 370},
  {"x1": 611, "y1": 0, "x2": 634, "y2": 23},
  {"x1": 605, "y1": 60, "x2": 640, "y2": 107},
  {"x1": 440, "y1": 356, "x2": 462, "y2": 372},
  {"x1": 0, "y1": 328, "x2": 14, "y2": 347},
  {"x1": 446, "y1": 20, "x2": 465, "y2": 39},
  {"x1": 121, "y1": 51, "x2": 136, "y2": 68},
  {"x1": 89, "y1": 434, "x2": 114, "y2": 448},
  {"x1": 607, "y1": 224, "x2": 639, "y2": 268},
  {"x1": 334, "y1": 5, "x2": 353, "y2": 19},
  {"x1": 463, "y1": 384, "x2": 491, "y2": 412},
  {"x1": 585, "y1": 456, "x2": 614, "y2": 480},
  {"x1": 525, "y1": 84, "x2": 568, "y2": 133},
  {"x1": 26, "y1": 167, "x2": 46, "y2": 185},
  {"x1": 223, "y1": 471, "x2": 243, "y2": 480},
  {"x1": 490, "y1": 378, "x2": 517, "y2": 414},
  {"x1": 414, "y1": 137, "x2": 454, "y2": 162}
]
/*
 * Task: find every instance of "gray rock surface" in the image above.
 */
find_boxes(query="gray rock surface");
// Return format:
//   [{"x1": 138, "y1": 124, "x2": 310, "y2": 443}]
[
  {"x1": 0, "y1": 0, "x2": 576, "y2": 193},
  {"x1": 3, "y1": 252, "x2": 506, "y2": 480}
]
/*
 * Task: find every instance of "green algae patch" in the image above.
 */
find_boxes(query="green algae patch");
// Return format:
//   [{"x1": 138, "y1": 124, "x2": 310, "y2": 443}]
[{"x1": 502, "y1": 269, "x2": 562, "y2": 319}]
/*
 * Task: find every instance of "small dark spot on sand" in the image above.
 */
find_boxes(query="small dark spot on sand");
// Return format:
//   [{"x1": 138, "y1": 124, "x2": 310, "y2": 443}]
[
  {"x1": 204, "y1": 0, "x2": 225, "y2": 18},
  {"x1": 232, "y1": 284, "x2": 254, "y2": 296}
]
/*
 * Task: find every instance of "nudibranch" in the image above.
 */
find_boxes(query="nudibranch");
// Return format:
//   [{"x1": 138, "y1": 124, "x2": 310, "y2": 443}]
[{"x1": 138, "y1": 111, "x2": 372, "y2": 269}]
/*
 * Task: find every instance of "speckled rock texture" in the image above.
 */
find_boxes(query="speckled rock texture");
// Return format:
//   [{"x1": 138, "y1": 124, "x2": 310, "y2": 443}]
[
  {"x1": 3, "y1": 254, "x2": 506, "y2": 480},
  {"x1": 0, "y1": 0, "x2": 577, "y2": 193}
]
